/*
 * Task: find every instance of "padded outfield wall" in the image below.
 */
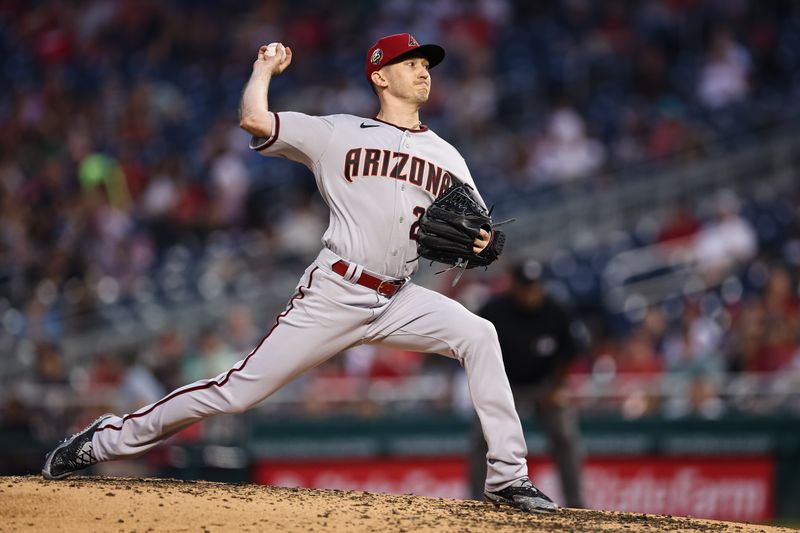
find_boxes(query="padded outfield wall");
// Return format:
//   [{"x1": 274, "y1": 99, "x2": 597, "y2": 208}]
[{"x1": 149, "y1": 415, "x2": 800, "y2": 521}]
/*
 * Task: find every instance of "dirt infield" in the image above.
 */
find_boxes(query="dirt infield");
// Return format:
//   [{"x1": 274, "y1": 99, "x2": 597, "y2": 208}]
[{"x1": 0, "y1": 476, "x2": 794, "y2": 533}]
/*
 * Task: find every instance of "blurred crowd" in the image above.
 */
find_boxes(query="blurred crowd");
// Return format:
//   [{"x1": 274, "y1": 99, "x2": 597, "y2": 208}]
[
  {"x1": 3, "y1": 0, "x2": 800, "y2": 472},
  {"x1": 3, "y1": 183, "x2": 799, "y2": 462},
  {"x1": 3, "y1": 0, "x2": 800, "y2": 344}
]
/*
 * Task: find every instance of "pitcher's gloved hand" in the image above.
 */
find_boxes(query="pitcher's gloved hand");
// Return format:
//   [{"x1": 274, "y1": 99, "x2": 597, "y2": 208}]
[{"x1": 416, "y1": 182, "x2": 506, "y2": 269}]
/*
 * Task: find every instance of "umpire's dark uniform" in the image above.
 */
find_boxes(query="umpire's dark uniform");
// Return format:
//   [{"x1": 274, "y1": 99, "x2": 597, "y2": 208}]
[{"x1": 469, "y1": 259, "x2": 586, "y2": 507}]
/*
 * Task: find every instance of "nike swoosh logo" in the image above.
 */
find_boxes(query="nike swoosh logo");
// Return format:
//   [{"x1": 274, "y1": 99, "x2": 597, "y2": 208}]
[{"x1": 360, "y1": 122, "x2": 380, "y2": 128}]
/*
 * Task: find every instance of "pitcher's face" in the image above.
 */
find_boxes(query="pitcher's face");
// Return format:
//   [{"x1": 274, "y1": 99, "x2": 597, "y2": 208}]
[{"x1": 380, "y1": 55, "x2": 431, "y2": 104}]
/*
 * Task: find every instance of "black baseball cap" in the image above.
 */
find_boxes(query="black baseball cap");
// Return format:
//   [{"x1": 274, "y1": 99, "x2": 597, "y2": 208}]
[{"x1": 512, "y1": 259, "x2": 545, "y2": 285}]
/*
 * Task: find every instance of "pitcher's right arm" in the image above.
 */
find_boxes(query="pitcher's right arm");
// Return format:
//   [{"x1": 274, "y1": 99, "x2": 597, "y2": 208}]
[{"x1": 239, "y1": 43, "x2": 293, "y2": 138}]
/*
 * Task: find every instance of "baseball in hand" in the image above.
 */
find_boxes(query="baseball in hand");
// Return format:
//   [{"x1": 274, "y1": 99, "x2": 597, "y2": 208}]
[{"x1": 265, "y1": 43, "x2": 286, "y2": 62}]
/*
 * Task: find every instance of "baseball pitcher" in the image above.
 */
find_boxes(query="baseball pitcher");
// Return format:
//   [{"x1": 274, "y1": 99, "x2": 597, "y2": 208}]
[{"x1": 42, "y1": 33, "x2": 557, "y2": 514}]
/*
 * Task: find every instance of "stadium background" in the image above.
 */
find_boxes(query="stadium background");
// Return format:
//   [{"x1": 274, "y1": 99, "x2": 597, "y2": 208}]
[{"x1": 1, "y1": 0, "x2": 799, "y2": 524}]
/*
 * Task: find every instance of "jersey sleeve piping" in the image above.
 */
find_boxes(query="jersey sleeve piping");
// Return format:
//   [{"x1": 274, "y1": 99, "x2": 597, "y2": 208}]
[{"x1": 249, "y1": 112, "x2": 280, "y2": 151}]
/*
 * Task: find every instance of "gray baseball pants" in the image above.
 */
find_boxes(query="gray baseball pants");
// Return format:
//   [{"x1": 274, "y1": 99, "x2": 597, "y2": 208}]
[{"x1": 92, "y1": 247, "x2": 528, "y2": 491}]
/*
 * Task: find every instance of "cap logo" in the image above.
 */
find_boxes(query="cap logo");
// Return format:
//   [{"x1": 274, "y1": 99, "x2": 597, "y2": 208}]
[
  {"x1": 408, "y1": 35, "x2": 419, "y2": 47},
  {"x1": 370, "y1": 48, "x2": 383, "y2": 65}
]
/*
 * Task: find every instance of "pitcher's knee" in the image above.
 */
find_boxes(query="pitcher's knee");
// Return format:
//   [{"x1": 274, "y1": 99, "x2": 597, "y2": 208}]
[
  {"x1": 218, "y1": 389, "x2": 261, "y2": 415},
  {"x1": 461, "y1": 316, "x2": 500, "y2": 351}
]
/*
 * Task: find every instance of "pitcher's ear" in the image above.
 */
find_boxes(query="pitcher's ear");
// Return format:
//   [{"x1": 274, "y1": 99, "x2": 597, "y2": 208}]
[{"x1": 371, "y1": 70, "x2": 388, "y2": 88}]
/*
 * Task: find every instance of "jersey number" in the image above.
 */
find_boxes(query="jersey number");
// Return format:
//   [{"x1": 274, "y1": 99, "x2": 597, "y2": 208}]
[{"x1": 409, "y1": 206, "x2": 426, "y2": 240}]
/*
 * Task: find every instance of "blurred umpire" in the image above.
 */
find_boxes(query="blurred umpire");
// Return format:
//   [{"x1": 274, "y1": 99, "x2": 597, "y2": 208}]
[{"x1": 469, "y1": 259, "x2": 587, "y2": 508}]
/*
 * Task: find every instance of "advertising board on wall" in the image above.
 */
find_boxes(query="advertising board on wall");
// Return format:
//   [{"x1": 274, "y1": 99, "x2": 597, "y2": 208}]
[{"x1": 254, "y1": 456, "x2": 774, "y2": 522}]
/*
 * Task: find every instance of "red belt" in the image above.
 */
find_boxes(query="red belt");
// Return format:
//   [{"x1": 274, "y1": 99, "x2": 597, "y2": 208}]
[{"x1": 332, "y1": 260, "x2": 405, "y2": 298}]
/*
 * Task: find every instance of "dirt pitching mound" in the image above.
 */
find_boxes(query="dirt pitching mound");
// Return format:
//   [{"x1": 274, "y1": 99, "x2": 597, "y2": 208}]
[{"x1": 0, "y1": 476, "x2": 793, "y2": 533}]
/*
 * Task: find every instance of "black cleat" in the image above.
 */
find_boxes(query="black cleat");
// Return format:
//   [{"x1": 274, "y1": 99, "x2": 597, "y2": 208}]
[
  {"x1": 42, "y1": 414, "x2": 113, "y2": 480},
  {"x1": 485, "y1": 478, "x2": 559, "y2": 513}
]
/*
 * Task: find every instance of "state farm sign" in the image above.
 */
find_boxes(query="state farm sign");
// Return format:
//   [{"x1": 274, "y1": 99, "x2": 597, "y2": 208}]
[
  {"x1": 255, "y1": 455, "x2": 774, "y2": 521},
  {"x1": 530, "y1": 456, "x2": 773, "y2": 521}
]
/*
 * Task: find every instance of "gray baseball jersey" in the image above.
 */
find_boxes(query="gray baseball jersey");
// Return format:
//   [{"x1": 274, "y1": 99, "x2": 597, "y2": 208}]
[
  {"x1": 252, "y1": 112, "x2": 485, "y2": 278},
  {"x1": 91, "y1": 112, "x2": 529, "y2": 493}
]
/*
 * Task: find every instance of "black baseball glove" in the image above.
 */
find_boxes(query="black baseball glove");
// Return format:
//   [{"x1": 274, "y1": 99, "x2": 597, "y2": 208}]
[{"x1": 416, "y1": 182, "x2": 506, "y2": 274}]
